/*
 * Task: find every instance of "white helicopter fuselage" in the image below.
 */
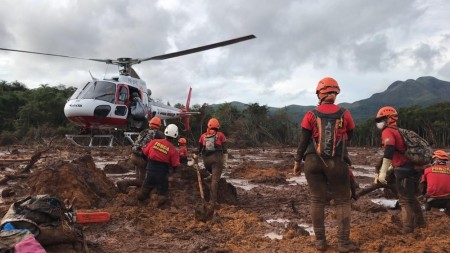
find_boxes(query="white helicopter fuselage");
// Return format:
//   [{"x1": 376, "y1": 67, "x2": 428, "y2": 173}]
[{"x1": 63, "y1": 75, "x2": 186, "y2": 131}]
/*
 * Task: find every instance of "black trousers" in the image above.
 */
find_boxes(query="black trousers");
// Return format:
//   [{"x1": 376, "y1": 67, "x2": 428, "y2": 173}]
[{"x1": 142, "y1": 161, "x2": 169, "y2": 195}]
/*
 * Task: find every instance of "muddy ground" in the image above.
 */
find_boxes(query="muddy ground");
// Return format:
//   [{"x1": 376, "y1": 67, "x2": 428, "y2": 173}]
[{"x1": 0, "y1": 143, "x2": 449, "y2": 253}]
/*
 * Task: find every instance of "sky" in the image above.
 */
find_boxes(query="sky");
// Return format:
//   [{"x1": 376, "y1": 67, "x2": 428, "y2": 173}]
[{"x1": 0, "y1": 0, "x2": 450, "y2": 108}]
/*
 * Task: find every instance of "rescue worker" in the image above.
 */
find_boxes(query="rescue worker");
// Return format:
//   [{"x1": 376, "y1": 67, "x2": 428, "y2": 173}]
[
  {"x1": 196, "y1": 118, "x2": 228, "y2": 207},
  {"x1": 178, "y1": 137, "x2": 188, "y2": 165},
  {"x1": 375, "y1": 106, "x2": 425, "y2": 233},
  {"x1": 420, "y1": 150, "x2": 450, "y2": 215},
  {"x1": 117, "y1": 117, "x2": 164, "y2": 193},
  {"x1": 293, "y1": 77, "x2": 358, "y2": 252},
  {"x1": 137, "y1": 124, "x2": 180, "y2": 207}
]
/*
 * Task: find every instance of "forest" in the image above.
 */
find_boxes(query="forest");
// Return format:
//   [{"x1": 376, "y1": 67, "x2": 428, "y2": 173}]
[{"x1": 1, "y1": 80, "x2": 449, "y2": 148}]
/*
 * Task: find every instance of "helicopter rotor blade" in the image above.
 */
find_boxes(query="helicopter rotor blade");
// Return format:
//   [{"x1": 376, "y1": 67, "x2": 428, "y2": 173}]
[
  {"x1": 139, "y1": 34, "x2": 256, "y2": 62},
  {"x1": 0, "y1": 47, "x2": 112, "y2": 63}
]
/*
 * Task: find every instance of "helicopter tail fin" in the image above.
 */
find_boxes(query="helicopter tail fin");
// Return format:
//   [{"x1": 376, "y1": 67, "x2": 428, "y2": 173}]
[{"x1": 180, "y1": 87, "x2": 200, "y2": 131}]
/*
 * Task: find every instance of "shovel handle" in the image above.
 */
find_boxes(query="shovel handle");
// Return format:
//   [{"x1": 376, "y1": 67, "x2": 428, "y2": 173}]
[{"x1": 193, "y1": 155, "x2": 205, "y2": 200}]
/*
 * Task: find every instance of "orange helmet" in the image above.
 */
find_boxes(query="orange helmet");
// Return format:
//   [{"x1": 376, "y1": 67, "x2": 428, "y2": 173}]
[
  {"x1": 375, "y1": 106, "x2": 398, "y2": 124},
  {"x1": 316, "y1": 77, "x2": 340, "y2": 95},
  {"x1": 207, "y1": 118, "x2": 220, "y2": 129},
  {"x1": 178, "y1": 138, "x2": 187, "y2": 145},
  {"x1": 149, "y1": 117, "x2": 161, "y2": 129},
  {"x1": 432, "y1": 150, "x2": 448, "y2": 161}
]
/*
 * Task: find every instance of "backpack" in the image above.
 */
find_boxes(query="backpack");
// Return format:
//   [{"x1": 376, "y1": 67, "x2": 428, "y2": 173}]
[
  {"x1": 312, "y1": 108, "x2": 346, "y2": 158},
  {"x1": 397, "y1": 128, "x2": 433, "y2": 166},
  {"x1": 12, "y1": 195, "x2": 67, "y2": 225},
  {"x1": 132, "y1": 129, "x2": 156, "y2": 155},
  {"x1": 205, "y1": 134, "x2": 217, "y2": 152}
]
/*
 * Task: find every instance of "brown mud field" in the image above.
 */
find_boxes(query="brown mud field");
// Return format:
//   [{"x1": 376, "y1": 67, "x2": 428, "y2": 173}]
[{"x1": 0, "y1": 143, "x2": 449, "y2": 253}]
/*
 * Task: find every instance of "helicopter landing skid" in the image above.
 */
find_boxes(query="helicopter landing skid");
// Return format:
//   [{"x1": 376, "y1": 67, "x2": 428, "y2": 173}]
[
  {"x1": 65, "y1": 134, "x2": 115, "y2": 148},
  {"x1": 123, "y1": 132, "x2": 140, "y2": 145}
]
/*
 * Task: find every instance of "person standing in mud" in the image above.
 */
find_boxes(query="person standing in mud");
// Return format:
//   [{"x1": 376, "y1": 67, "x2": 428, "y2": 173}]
[
  {"x1": 293, "y1": 77, "x2": 358, "y2": 252},
  {"x1": 420, "y1": 150, "x2": 450, "y2": 215},
  {"x1": 117, "y1": 117, "x2": 164, "y2": 193},
  {"x1": 178, "y1": 137, "x2": 188, "y2": 165},
  {"x1": 196, "y1": 118, "x2": 228, "y2": 207},
  {"x1": 374, "y1": 106, "x2": 425, "y2": 233},
  {"x1": 138, "y1": 124, "x2": 180, "y2": 207}
]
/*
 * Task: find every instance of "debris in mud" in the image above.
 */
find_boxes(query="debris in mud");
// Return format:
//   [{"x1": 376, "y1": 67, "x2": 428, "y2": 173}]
[{"x1": 0, "y1": 146, "x2": 449, "y2": 253}]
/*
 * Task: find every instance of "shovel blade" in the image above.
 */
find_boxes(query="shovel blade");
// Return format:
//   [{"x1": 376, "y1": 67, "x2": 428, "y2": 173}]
[{"x1": 194, "y1": 202, "x2": 214, "y2": 222}]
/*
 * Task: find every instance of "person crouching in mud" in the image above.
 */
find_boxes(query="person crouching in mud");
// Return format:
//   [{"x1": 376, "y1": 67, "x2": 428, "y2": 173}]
[
  {"x1": 117, "y1": 117, "x2": 164, "y2": 193},
  {"x1": 196, "y1": 118, "x2": 228, "y2": 208},
  {"x1": 138, "y1": 124, "x2": 180, "y2": 207},
  {"x1": 293, "y1": 77, "x2": 358, "y2": 252}
]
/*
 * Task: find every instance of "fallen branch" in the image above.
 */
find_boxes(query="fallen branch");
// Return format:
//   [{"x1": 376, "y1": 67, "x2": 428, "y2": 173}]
[
  {"x1": 18, "y1": 147, "x2": 51, "y2": 174},
  {"x1": 0, "y1": 158, "x2": 32, "y2": 163},
  {"x1": 0, "y1": 148, "x2": 51, "y2": 185},
  {"x1": 356, "y1": 182, "x2": 397, "y2": 198}
]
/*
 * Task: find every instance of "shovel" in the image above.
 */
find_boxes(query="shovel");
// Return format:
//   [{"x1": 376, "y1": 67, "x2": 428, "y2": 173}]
[{"x1": 192, "y1": 155, "x2": 214, "y2": 222}]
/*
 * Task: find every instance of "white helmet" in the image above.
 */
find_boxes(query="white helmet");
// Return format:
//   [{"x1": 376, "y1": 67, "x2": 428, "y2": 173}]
[{"x1": 164, "y1": 124, "x2": 179, "y2": 138}]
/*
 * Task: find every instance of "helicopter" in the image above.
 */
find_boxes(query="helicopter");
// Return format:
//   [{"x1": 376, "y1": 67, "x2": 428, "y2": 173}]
[{"x1": 0, "y1": 34, "x2": 256, "y2": 147}]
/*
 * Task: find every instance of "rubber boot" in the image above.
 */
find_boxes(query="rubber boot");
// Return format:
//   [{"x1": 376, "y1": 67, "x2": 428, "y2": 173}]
[
  {"x1": 137, "y1": 187, "x2": 151, "y2": 201},
  {"x1": 413, "y1": 200, "x2": 426, "y2": 228},
  {"x1": 336, "y1": 204, "x2": 359, "y2": 252},
  {"x1": 400, "y1": 206, "x2": 415, "y2": 234},
  {"x1": 311, "y1": 202, "x2": 327, "y2": 251}
]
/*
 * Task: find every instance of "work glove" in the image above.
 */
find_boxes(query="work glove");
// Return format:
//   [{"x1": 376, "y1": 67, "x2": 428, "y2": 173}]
[
  {"x1": 377, "y1": 158, "x2": 392, "y2": 185},
  {"x1": 293, "y1": 161, "x2": 300, "y2": 175},
  {"x1": 223, "y1": 153, "x2": 229, "y2": 168}
]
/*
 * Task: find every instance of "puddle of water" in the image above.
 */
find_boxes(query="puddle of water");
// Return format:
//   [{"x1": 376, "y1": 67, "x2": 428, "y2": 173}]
[
  {"x1": 352, "y1": 165, "x2": 375, "y2": 177},
  {"x1": 266, "y1": 218, "x2": 290, "y2": 224},
  {"x1": 299, "y1": 223, "x2": 315, "y2": 235},
  {"x1": 264, "y1": 232, "x2": 283, "y2": 240},
  {"x1": 286, "y1": 175, "x2": 307, "y2": 185},
  {"x1": 226, "y1": 178, "x2": 258, "y2": 191},
  {"x1": 265, "y1": 218, "x2": 314, "y2": 236},
  {"x1": 371, "y1": 198, "x2": 399, "y2": 209}
]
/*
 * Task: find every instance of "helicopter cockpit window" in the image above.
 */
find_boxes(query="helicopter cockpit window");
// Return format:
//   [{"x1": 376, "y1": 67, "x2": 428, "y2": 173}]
[{"x1": 76, "y1": 81, "x2": 116, "y2": 103}]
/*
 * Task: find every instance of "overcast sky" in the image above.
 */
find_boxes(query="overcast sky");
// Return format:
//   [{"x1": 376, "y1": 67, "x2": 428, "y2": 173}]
[{"x1": 1, "y1": 0, "x2": 449, "y2": 108}]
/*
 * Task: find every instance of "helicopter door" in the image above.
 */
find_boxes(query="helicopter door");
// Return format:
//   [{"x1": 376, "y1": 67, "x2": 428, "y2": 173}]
[{"x1": 114, "y1": 85, "x2": 129, "y2": 117}]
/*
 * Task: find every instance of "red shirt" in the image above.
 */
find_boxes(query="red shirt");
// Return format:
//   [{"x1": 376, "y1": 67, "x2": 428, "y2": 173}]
[
  {"x1": 178, "y1": 145, "x2": 188, "y2": 158},
  {"x1": 142, "y1": 139, "x2": 180, "y2": 168},
  {"x1": 381, "y1": 127, "x2": 408, "y2": 167},
  {"x1": 199, "y1": 131, "x2": 227, "y2": 147},
  {"x1": 421, "y1": 164, "x2": 450, "y2": 198},
  {"x1": 301, "y1": 104, "x2": 355, "y2": 143}
]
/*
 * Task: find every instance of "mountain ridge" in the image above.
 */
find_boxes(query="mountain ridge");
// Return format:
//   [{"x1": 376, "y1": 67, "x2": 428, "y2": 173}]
[{"x1": 209, "y1": 76, "x2": 450, "y2": 122}]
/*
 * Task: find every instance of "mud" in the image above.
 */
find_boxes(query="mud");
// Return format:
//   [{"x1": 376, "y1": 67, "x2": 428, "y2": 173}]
[{"x1": 0, "y1": 144, "x2": 449, "y2": 253}]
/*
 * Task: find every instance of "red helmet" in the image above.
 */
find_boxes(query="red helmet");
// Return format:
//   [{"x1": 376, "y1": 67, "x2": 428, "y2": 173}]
[
  {"x1": 178, "y1": 138, "x2": 187, "y2": 145},
  {"x1": 375, "y1": 106, "x2": 398, "y2": 124},
  {"x1": 149, "y1": 117, "x2": 161, "y2": 129},
  {"x1": 432, "y1": 150, "x2": 448, "y2": 161},
  {"x1": 207, "y1": 118, "x2": 220, "y2": 129},
  {"x1": 316, "y1": 77, "x2": 340, "y2": 95}
]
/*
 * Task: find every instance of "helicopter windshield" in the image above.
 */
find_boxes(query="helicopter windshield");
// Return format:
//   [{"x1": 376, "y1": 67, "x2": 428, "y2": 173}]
[{"x1": 76, "y1": 81, "x2": 116, "y2": 103}]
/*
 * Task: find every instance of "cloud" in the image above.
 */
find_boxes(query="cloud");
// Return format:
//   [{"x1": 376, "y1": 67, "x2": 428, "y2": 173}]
[{"x1": 0, "y1": 0, "x2": 449, "y2": 108}]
